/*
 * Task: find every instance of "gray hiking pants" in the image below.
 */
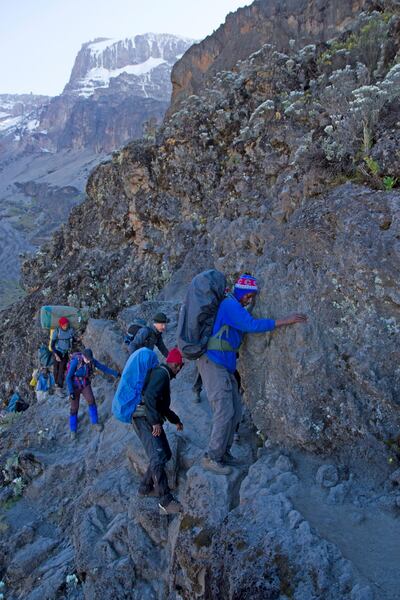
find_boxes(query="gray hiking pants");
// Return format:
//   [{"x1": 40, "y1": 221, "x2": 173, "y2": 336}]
[{"x1": 197, "y1": 355, "x2": 242, "y2": 462}]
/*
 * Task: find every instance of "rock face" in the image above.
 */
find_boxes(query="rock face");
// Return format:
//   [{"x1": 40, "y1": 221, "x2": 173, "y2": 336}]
[
  {"x1": 169, "y1": 0, "x2": 367, "y2": 113},
  {"x1": 0, "y1": 94, "x2": 50, "y2": 156},
  {"x1": 3, "y1": 4, "x2": 398, "y2": 458},
  {"x1": 0, "y1": 316, "x2": 399, "y2": 600}
]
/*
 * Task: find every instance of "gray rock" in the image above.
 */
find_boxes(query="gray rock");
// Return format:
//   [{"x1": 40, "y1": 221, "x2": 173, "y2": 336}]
[
  {"x1": 389, "y1": 468, "x2": 400, "y2": 486},
  {"x1": 351, "y1": 583, "x2": 374, "y2": 600},
  {"x1": 288, "y1": 509, "x2": 303, "y2": 529},
  {"x1": 7, "y1": 537, "x2": 58, "y2": 579},
  {"x1": 275, "y1": 454, "x2": 294, "y2": 472},
  {"x1": 327, "y1": 483, "x2": 348, "y2": 505},
  {"x1": 316, "y1": 464, "x2": 340, "y2": 488}
]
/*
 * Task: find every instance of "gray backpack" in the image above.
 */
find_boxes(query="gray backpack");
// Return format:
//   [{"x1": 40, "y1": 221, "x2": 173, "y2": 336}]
[{"x1": 177, "y1": 270, "x2": 227, "y2": 360}]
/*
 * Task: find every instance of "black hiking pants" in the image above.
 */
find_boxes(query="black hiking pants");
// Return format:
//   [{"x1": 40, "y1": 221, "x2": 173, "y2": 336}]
[
  {"x1": 53, "y1": 353, "x2": 69, "y2": 387},
  {"x1": 132, "y1": 416, "x2": 172, "y2": 506}
]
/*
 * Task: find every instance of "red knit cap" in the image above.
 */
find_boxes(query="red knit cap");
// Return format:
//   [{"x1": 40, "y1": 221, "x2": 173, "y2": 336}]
[
  {"x1": 59, "y1": 317, "x2": 69, "y2": 327},
  {"x1": 166, "y1": 348, "x2": 183, "y2": 366}
]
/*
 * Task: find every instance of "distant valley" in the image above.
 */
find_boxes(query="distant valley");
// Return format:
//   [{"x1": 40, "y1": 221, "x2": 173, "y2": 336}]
[{"x1": 0, "y1": 33, "x2": 194, "y2": 308}]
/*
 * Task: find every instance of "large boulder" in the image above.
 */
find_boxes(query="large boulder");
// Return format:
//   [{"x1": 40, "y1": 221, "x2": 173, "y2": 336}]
[{"x1": 231, "y1": 184, "x2": 400, "y2": 458}]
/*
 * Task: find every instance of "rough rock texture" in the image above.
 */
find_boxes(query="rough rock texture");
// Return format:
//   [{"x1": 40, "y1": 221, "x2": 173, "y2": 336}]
[
  {"x1": 169, "y1": 0, "x2": 367, "y2": 113},
  {"x1": 0, "y1": 317, "x2": 399, "y2": 599},
  {"x1": 2, "y1": 4, "x2": 399, "y2": 459}
]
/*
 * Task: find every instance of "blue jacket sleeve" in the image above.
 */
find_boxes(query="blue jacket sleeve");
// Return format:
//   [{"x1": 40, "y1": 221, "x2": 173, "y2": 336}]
[
  {"x1": 66, "y1": 357, "x2": 78, "y2": 394},
  {"x1": 92, "y1": 358, "x2": 118, "y2": 377},
  {"x1": 223, "y1": 300, "x2": 276, "y2": 333}
]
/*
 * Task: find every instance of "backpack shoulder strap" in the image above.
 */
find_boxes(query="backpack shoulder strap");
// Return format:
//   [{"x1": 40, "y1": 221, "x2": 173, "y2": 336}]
[
  {"x1": 159, "y1": 364, "x2": 171, "y2": 379},
  {"x1": 207, "y1": 325, "x2": 240, "y2": 352}
]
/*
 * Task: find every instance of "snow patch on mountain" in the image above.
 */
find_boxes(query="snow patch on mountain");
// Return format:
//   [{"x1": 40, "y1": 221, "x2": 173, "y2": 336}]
[
  {"x1": 66, "y1": 33, "x2": 195, "y2": 99},
  {"x1": 77, "y1": 56, "x2": 167, "y2": 97}
]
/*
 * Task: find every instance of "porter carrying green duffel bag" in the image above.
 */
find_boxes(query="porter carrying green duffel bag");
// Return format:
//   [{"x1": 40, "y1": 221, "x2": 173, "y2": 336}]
[{"x1": 40, "y1": 305, "x2": 86, "y2": 330}]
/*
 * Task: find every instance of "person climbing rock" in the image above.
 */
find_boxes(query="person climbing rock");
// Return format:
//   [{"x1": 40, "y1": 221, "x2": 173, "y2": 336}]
[
  {"x1": 198, "y1": 273, "x2": 307, "y2": 475},
  {"x1": 51, "y1": 317, "x2": 75, "y2": 393},
  {"x1": 128, "y1": 312, "x2": 169, "y2": 358},
  {"x1": 132, "y1": 347, "x2": 184, "y2": 515},
  {"x1": 66, "y1": 348, "x2": 119, "y2": 440},
  {"x1": 35, "y1": 367, "x2": 55, "y2": 403},
  {"x1": 124, "y1": 318, "x2": 147, "y2": 349}
]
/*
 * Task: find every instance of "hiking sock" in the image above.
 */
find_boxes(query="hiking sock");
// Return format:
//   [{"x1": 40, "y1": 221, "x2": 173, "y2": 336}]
[
  {"x1": 69, "y1": 414, "x2": 78, "y2": 432},
  {"x1": 88, "y1": 404, "x2": 99, "y2": 424}
]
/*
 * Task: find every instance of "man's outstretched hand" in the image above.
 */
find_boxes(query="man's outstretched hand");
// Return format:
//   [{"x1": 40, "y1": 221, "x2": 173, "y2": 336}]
[
  {"x1": 276, "y1": 313, "x2": 308, "y2": 327},
  {"x1": 152, "y1": 424, "x2": 162, "y2": 437}
]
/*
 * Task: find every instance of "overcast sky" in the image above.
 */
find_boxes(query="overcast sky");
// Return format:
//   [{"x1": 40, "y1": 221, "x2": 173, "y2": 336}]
[{"x1": 0, "y1": 0, "x2": 251, "y2": 96}]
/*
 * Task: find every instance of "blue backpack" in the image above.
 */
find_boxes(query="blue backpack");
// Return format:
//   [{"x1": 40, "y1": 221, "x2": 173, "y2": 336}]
[{"x1": 112, "y1": 347, "x2": 159, "y2": 423}]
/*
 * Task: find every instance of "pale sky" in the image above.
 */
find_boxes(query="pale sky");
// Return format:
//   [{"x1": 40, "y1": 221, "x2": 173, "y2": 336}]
[{"x1": 0, "y1": 0, "x2": 251, "y2": 96}]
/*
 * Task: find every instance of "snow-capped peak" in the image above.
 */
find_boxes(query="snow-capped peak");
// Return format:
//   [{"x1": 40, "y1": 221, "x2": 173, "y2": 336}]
[{"x1": 66, "y1": 32, "x2": 195, "y2": 99}]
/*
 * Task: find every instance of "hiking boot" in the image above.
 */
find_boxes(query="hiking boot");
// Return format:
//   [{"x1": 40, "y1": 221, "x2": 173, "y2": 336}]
[
  {"x1": 70, "y1": 431, "x2": 77, "y2": 441},
  {"x1": 158, "y1": 499, "x2": 183, "y2": 515},
  {"x1": 138, "y1": 488, "x2": 159, "y2": 498},
  {"x1": 92, "y1": 422, "x2": 104, "y2": 432},
  {"x1": 223, "y1": 451, "x2": 245, "y2": 466},
  {"x1": 201, "y1": 456, "x2": 231, "y2": 475}
]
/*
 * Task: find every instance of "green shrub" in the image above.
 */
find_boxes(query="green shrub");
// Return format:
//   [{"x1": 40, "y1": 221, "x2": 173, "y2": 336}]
[
  {"x1": 364, "y1": 156, "x2": 380, "y2": 176},
  {"x1": 383, "y1": 176, "x2": 397, "y2": 190}
]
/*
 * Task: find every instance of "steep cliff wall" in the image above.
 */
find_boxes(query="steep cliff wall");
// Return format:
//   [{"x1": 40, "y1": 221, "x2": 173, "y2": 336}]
[{"x1": 169, "y1": 0, "x2": 367, "y2": 113}]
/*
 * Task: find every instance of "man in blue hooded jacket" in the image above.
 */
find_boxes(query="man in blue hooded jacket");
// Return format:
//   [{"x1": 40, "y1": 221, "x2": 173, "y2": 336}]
[{"x1": 198, "y1": 273, "x2": 307, "y2": 475}]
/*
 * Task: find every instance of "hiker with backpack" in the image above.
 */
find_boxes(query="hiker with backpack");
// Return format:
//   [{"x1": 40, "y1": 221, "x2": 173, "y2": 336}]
[
  {"x1": 178, "y1": 271, "x2": 307, "y2": 475},
  {"x1": 131, "y1": 348, "x2": 184, "y2": 515},
  {"x1": 35, "y1": 367, "x2": 55, "y2": 403},
  {"x1": 128, "y1": 312, "x2": 169, "y2": 358},
  {"x1": 124, "y1": 319, "x2": 147, "y2": 350},
  {"x1": 67, "y1": 348, "x2": 119, "y2": 440},
  {"x1": 113, "y1": 347, "x2": 160, "y2": 423},
  {"x1": 51, "y1": 317, "x2": 75, "y2": 393}
]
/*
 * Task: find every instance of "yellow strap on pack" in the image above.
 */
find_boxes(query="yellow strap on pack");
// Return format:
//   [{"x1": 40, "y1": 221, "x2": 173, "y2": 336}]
[{"x1": 48, "y1": 327, "x2": 55, "y2": 351}]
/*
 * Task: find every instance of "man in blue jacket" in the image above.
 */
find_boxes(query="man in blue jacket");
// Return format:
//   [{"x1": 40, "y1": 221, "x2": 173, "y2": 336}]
[
  {"x1": 199, "y1": 273, "x2": 307, "y2": 475},
  {"x1": 66, "y1": 348, "x2": 119, "y2": 440}
]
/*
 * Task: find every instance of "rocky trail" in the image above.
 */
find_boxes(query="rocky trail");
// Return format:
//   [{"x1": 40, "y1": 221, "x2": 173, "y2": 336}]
[{"x1": 1, "y1": 310, "x2": 399, "y2": 599}]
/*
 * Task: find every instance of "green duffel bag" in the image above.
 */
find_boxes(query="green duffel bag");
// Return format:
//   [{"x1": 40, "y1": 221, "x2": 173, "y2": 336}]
[{"x1": 40, "y1": 305, "x2": 87, "y2": 330}]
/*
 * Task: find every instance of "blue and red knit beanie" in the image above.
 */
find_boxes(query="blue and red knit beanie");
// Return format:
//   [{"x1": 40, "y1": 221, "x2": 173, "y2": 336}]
[{"x1": 233, "y1": 273, "x2": 258, "y2": 301}]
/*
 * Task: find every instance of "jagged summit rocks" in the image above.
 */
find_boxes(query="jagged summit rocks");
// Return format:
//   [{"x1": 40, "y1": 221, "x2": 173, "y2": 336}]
[
  {"x1": 0, "y1": 33, "x2": 195, "y2": 156},
  {"x1": 64, "y1": 33, "x2": 195, "y2": 100}
]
